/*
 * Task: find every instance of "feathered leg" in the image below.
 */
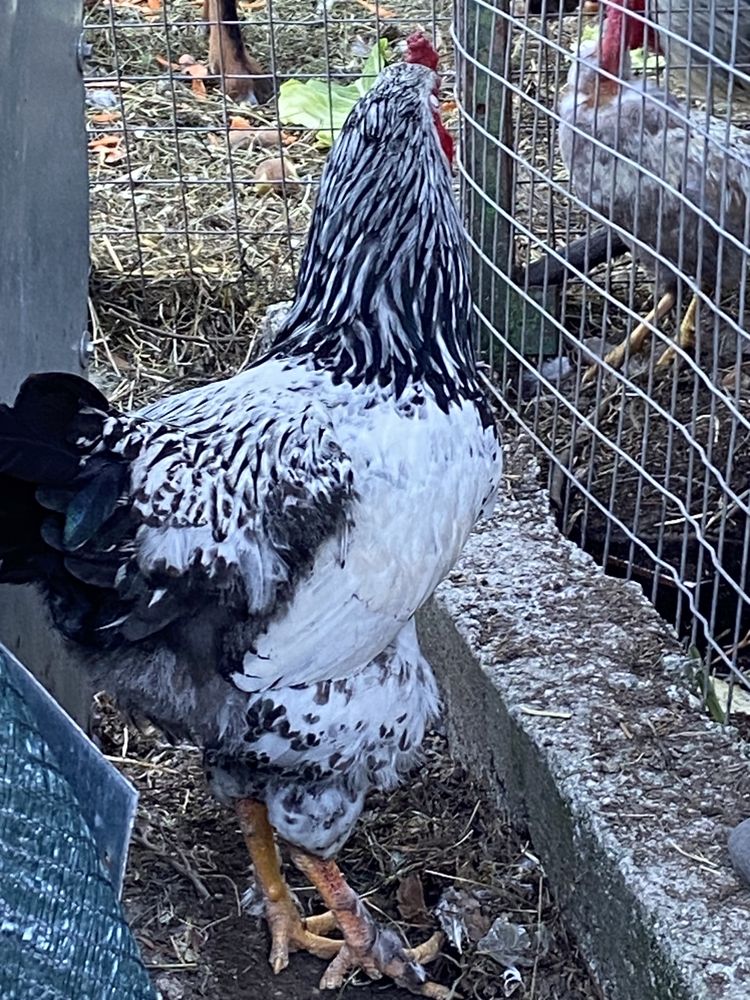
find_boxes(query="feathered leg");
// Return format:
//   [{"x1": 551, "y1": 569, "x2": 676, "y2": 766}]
[
  {"x1": 203, "y1": 0, "x2": 272, "y2": 104},
  {"x1": 583, "y1": 287, "x2": 676, "y2": 383},
  {"x1": 290, "y1": 848, "x2": 447, "y2": 998},
  {"x1": 656, "y1": 292, "x2": 698, "y2": 366},
  {"x1": 236, "y1": 800, "x2": 341, "y2": 972}
]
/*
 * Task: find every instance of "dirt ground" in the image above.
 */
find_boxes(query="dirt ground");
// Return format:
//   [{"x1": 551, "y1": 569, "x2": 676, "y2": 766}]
[
  {"x1": 532, "y1": 356, "x2": 750, "y2": 683},
  {"x1": 92, "y1": 699, "x2": 600, "y2": 1000}
]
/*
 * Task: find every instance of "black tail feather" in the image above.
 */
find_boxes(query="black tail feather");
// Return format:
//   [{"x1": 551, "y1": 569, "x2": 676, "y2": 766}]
[
  {"x1": 0, "y1": 373, "x2": 128, "y2": 642},
  {"x1": 0, "y1": 372, "x2": 111, "y2": 484}
]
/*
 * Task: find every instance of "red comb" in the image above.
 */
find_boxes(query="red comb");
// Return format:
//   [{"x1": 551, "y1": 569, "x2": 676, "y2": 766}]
[
  {"x1": 404, "y1": 31, "x2": 452, "y2": 165},
  {"x1": 404, "y1": 32, "x2": 440, "y2": 72}
]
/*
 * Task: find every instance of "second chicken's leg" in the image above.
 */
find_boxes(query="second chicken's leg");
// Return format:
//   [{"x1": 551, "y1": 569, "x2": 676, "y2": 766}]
[
  {"x1": 236, "y1": 800, "x2": 341, "y2": 972},
  {"x1": 656, "y1": 292, "x2": 698, "y2": 366},
  {"x1": 204, "y1": 0, "x2": 272, "y2": 104},
  {"x1": 584, "y1": 287, "x2": 676, "y2": 383},
  {"x1": 290, "y1": 848, "x2": 446, "y2": 997}
]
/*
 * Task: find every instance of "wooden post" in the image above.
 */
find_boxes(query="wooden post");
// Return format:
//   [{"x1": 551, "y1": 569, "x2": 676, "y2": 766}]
[
  {"x1": 457, "y1": 0, "x2": 559, "y2": 358},
  {"x1": 0, "y1": 0, "x2": 93, "y2": 726}
]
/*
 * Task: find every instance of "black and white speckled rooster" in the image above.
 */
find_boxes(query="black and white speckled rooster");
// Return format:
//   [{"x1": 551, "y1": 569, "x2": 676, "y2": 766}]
[{"x1": 0, "y1": 36, "x2": 501, "y2": 997}]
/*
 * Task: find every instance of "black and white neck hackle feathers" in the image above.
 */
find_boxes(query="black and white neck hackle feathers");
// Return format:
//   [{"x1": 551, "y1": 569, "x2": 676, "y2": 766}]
[{"x1": 277, "y1": 61, "x2": 478, "y2": 408}]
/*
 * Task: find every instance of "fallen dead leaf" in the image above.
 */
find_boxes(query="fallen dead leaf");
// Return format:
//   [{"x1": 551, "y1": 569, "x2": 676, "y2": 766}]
[
  {"x1": 90, "y1": 111, "x2": 121, "y2": 124},
  {"x1": 89, "y1": 134, "x2": 123, "y2": 149},
  {"x1": 179, "y1": 62, "x2": 208, "y2": 99},
  {"x1": 354, "y1": 0, "x2": 397, "y2": 17},
  {"x1": 155, "y1": 54, "x2": 180, "y2": 70},
  {"x1": 111, "y1": 0, "x2": 162, "y2": 14},
  {"x1": 396, "y1": 872, "x2": 429, "y2": 925},
  {"x1": 110, "y1": 353, "x2": 133, "y2": 373},
  {"x1": 89, "y1": 134, "x2": 127, "y2": 165}
]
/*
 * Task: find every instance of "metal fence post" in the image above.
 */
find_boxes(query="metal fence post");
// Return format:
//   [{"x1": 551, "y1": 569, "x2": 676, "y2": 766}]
[
  {"x1": 0, "y1": 0, "x2": 93, "y2": 726},
  {"x1": 457, "y1": 0, "x2": 559, "y2": 360}
]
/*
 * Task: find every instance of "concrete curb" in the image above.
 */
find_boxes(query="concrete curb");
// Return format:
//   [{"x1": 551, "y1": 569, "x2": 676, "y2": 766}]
[{"x1": 417, "y1": 448, "x2": 750, "y2": 1000}]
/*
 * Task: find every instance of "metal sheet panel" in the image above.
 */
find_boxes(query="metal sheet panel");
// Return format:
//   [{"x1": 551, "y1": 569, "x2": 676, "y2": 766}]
[{"x1": 0, "y1": 0, "x2": 92, "y2": 726}]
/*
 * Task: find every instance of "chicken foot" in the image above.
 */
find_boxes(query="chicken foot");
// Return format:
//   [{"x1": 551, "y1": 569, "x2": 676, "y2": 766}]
[
  {"x1": 583, "y1": 287, "x2": 676, "y2": 383},
  {"x1": 656, "y1": 292, "x2": 698, "y2": 366},
  {"x1": 290, "y1": 848, "x2": 447, "y2": 998},
  {"x1": 236, "y1": 800, "x2": 342, "y2": 973}
]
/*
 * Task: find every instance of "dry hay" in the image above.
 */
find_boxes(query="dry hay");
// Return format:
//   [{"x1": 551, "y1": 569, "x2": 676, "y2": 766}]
[{"x1": 84, "y1": 0, "x2": 454, "y2": 406}]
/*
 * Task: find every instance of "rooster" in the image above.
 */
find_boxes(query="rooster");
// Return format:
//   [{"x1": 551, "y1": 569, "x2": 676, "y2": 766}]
[
  {"x1": 559, "y1": 0, "x2": 750, "y2": 377},
  {"x1": 205, "y1": 0, "x2": 272, "y2": 104},
  {"x1": 0, "y1": 37, "x2": 501, "y2": 998},
  {"x1": 563, "y1": 0, "x2": 750, "y2": 105}
]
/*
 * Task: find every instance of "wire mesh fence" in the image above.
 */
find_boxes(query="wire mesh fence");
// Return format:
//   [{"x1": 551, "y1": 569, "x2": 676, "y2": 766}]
[
  {"x1": 455, "y1": 0, "x2": 750, "y2": 705},
  {"x1": 83, "y1": 0, "x2": 750, "y2": 707},
  {"x1": 83, "y1": 0, "x2": 451, "y2": 409}
]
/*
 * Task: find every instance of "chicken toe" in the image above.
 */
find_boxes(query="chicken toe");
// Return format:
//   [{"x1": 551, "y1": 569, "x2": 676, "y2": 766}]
[
  {"x1": 290, "y1": 848, "x2": 447, "y2": 997},
  {"x1": 583, "y1": 288, "x2": 676, "y2": 383},
  {"x1": 266, "y1": 896, "x2": 341, "y2": 972},
  {"x1": 236, "y1": 800, "x2": 342, "y2": 972},
  {"x1": 656, "y1": 292, "x2": 698, "y2": 366}
]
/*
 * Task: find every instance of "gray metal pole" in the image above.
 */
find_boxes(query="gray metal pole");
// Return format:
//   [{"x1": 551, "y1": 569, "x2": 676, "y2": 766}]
[{"x1": 0, "y1": 0, "x2": 93, "y2": 726}]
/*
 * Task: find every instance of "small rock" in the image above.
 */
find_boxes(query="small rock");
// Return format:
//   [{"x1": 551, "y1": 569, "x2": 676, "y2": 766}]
[
  {"x1": 728, "y1": 818, "x2": 750, "y2": 886},
  {"x1": 155, "y1": 975, "x2": 187, "y2": 1000},
  {"x1": 229, "y1": 127, "x2": 283, "y2": 151},
  {"x1": 252, "y1": 127, "x2": 286, "y2": 148},
  {"x1": 86, "y1": 88, "x2": 118, "y2": 109},
  {"x1": 254, "y1": 156, "x2": 300, "y2": 197}
]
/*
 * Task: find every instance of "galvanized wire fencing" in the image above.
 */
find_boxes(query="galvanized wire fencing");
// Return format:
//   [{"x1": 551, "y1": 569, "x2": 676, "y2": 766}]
[
  {"x1": 454, "y1": 0, "x2": 750, "y2": 703},
  {"x1": 83, "y1": 0, "x2": 450, "y2": 408},
  {"x1": 83, "y1": 0, "x2": 750, "y2": 705}
]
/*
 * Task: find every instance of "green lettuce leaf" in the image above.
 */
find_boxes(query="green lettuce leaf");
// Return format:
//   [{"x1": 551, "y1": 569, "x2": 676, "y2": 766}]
[{"x1": 278, "y1": 39, "x2": 391, "y2": 146}]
